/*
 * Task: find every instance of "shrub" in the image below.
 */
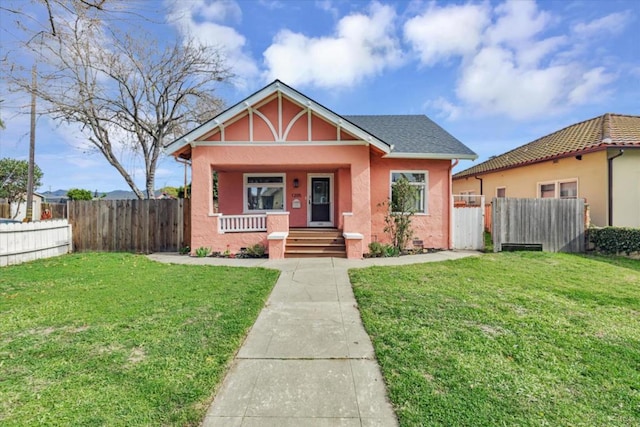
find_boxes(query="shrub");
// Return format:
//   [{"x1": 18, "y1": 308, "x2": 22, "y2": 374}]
[
  {"x1": 382, "y1": 244, "x2": 400, "y2": 257},
  {"x1": 194, "y1": 247, "x2": 211, "y2": 257},
  {"x1": 368, "y1": 242, "x2": 384, "y2": 257},
  {"x1": 588, "y1": 227, "x2": 640, "y2": 255},
  {"x1": 178, "y1": 246, "x2": 190, "y2": 255},
  {"x1": 379, "y1": 176, "x2": 417, "y2": 253},
  {"x1": 245, "y1": 243, "x2": 266, "y2": 258},
  {"x1": 367, "y1": 242, "x2": 399, "y2": 258}
]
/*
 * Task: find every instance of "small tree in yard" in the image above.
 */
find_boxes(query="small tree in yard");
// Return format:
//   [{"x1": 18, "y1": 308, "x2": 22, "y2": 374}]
[
  {"x1": 0, "y1": 158, "x2": 43, "y2": 219},
  {"x1": 66, "y1": 188, "x2": 93, "y2": 200},
  {"x1": 380, "y1": 176, "x2": 418, "y2": 253}
]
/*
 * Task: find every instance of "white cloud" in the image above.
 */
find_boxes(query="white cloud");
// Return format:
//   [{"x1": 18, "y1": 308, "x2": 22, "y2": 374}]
[
  {"x1": 315, "y1": 0, "x2": 339, "y2": 19},
  {"x1": 573, "y1": 11, "x2": 632, "y2": 37},
  {"x1": 415, "y1": 0, "x2": 619, "y2": 120},
  {"x1": 197, "y1": 0, "x2": 242, "y2": 23},
  {"x1": 263, "y1": 2, "x2": 402, "y2": 88},
  {"x1": 167, "y1": 0, "x2": 259, "y2": 86},
  {"x1": 568, "y1": 67, "x2": 614, "y2": 105},
  {"x1": 426, "y1": 96, "x2": 462, "y2": 121},
  {"x1": 456, "y1": 46, "x2": 571, "y2": 119},
  {"x1": 404, "y1": 3, "x2": 489, "y2": 65},
  {"x1": 485, "y1": 0, "x2": 550, "y2": 47}
]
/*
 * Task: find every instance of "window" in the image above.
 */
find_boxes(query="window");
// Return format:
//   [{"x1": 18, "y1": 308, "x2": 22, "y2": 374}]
[
  {"x1": 559, "y1": 181, "x2": 577, "y2": 198},
  {"x1": 458, "y1": 190, "x2": 477, "y2": 205},
  {"x1": 390, "y1": 171, "x2": 427, "y2": 213},
  {"x1": 496, "y1": 187, "x2": 506, "y2": 198},
  {"x1": 538, "y1": 179, "x2": 578, "y2": 199},
  {"x1": 243, "y1": 174, "x2": 285, "y2": 212},
  {"x1": 540, "y1": 183, "x2": 556, "y2": 198}
]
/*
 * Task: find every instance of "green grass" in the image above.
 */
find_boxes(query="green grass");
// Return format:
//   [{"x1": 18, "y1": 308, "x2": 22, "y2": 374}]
[
  {"x1": 350, "y1": 252, "x2": 640, "y2": 427},
  {"x1": 0, "y1": 253, "x2": 279, "y2": 426}
]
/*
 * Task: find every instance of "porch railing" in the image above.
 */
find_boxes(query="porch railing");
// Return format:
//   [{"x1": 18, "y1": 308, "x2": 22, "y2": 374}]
[{"x1": 218, "y1": 214, "x2": 267, "y2": 233}]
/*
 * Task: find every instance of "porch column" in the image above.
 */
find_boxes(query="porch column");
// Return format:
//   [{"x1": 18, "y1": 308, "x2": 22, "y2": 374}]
[
  {"x1": 266, "y1": 212, "x2": 289, "y2": 259},
  {"x1": 349, "y1": 157, "x2": 372, "y2": 247},
  {"x1": 190, "y1": 148, "x2": 218, "y2": 254}
]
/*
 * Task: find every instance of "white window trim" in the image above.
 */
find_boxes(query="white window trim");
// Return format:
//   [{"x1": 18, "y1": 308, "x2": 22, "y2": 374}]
[
  {"x1": 243, "y1": 173, "x2": 286, "y2": 213},
  {"x1": 496, "y1": 187, "x2": 506, "y2": 198},
  {"x1": 307, "y1": 173, "x2": 335, "y2": 227},
  {"x1": 389, "y1": 170, "x2": 429, "y2": 215},
  {"x1": 537, "y1": 178, "x2": 578, "y2": 199}
]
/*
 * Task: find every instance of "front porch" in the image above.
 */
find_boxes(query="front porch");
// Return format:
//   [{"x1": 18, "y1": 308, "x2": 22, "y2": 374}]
[{"x1": 207, "y1": 212, "x2": 362, "y2": 259}]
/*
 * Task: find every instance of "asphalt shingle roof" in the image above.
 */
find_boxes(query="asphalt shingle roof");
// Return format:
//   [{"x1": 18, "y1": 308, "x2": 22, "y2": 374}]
[
  {"x1": 344, "y1": 115, "x2": 477, "y2": 158},
  {"x1": 454, "y1": 113, "x2": 640, "y2": 179}
]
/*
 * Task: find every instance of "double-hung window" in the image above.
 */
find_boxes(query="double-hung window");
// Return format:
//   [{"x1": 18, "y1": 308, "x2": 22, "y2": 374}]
[
  {"x1": 559, "y1": 181, "x2": 577, "y2": 198},
  {"x1": 390, "y1": 171, "x2": 428, "y2": 214},
  {"x1": 244, "y1": 174, "x2": 285, "y2": 212},
  {"x1": 538, "y1": 179, "x2": 578, "y2": 199}
]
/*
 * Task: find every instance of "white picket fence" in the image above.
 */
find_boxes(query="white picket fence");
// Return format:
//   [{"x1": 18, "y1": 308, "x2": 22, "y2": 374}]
[
  {"x1": 218, "y1": 214, "x2": 267, "y2": 233},
  {"x1": 0, "y1": 219, "x2": 73, "y2": 267}
]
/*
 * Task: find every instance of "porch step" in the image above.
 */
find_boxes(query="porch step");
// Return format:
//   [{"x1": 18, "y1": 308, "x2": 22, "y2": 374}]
[{"x1": 285, "y1": 228, "x2": 346, "y2": 258}]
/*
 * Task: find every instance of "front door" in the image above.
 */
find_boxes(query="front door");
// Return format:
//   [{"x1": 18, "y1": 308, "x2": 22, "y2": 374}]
[{"x1": 308, "y1": 174, "x2": 333, "y2": 227}]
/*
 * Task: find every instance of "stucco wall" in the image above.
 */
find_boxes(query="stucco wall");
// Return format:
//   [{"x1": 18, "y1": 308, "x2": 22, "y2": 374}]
[
  {"x1": 191, "y1": 144, "x2": 372, "y2": 249},
  {"x1": 453, "y1": 151, "x2": 609, "y2": 226},
  {"x1": 369, "y1": 153, "x2": 451, "y2": 249},
  {"x1": 611, "y1": 148, "x2": 640, "y2": 227}
]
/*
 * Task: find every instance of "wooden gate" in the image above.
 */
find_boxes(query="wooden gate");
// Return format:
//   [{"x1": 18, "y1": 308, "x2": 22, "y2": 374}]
[{"x1": 452, "y1": 195, "x2": 485, "y2": 250}]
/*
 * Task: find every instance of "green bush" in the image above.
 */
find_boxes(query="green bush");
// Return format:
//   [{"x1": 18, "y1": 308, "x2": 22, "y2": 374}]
[
  {"x1": 367, "y1": 241, "x2": 399, "y2": 258},
  {"x1": 368, "y1": 242, "x2": 384, "y2": 257},
  {"x1": 588, "y1": 227, "x2": 640, "y2": 255},
  {"x1": 194, "y1": 247, "x2": 211, "y2": 257},
  {"x1": 245, "y1": 243, "x2": 266, "y2": 258},
  {"x1": 383, "y1": 244, "x2": 400, "y2": 257}
]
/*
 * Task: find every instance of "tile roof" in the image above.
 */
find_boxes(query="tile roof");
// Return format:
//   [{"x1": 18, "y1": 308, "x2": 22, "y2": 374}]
[
  {"x1": 454, "y1": 113, "x2": 640, "y2": 179},
  {"x1": 344, "y1": 115, "x2": 477, "y2": 158}
]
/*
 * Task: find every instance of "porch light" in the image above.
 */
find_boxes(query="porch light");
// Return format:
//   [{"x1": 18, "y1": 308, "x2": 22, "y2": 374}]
[{"x1": 293, "y1": 178, "x2": 299, "y2": 188}]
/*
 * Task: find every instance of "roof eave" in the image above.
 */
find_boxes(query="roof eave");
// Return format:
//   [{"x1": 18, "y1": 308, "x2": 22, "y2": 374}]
[
  {"x1": 452, "y1": 143, "x2": 630, "y2": 179},
  {"x1": 383, "y1": 152, "x2": 478, "y2": 160}
]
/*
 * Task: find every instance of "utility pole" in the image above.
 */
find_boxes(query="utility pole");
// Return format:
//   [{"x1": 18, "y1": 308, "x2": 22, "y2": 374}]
[{"x1": 25, "y1": 64, "x2": 36, "y2": 222}]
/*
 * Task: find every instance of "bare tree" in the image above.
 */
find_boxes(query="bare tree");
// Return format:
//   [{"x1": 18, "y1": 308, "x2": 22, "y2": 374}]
[{"x1": 5, "y1": 2, "x2": 229, "y2": 198}]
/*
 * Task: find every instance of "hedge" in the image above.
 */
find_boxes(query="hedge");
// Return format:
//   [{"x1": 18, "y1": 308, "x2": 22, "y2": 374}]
[{"x1": 588, "y1": 227, "x2": 640, "y2": 255}]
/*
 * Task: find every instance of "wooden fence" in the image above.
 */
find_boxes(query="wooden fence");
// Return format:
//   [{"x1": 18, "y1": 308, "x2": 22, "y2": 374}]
[
  {"x1": 0, "y1": 203, "x2": 10, "y2": 219},
  {"x1": 68, "y1": 199, "x2": 190, "y2": 253},
  {"x1": 42, "y1": 203, "x2": 67, "y2": 219},
  {"x1": 0, "y1": 219, "x2": 73, "y2": 266},
  {"x1": 492, "y1": 198, "x2": 585, "y2": 253}
]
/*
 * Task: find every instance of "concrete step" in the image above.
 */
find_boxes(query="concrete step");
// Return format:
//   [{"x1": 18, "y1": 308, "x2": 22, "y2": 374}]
[
  {"x1": 284, "y1": 250, "x2": 347, "y2": 258},
  {"x1": 287, "y1": 237, "x2": 345, "y2": 245},
  {"x1": 285, "y1": 228, "x2": 346, "y2": 258}
]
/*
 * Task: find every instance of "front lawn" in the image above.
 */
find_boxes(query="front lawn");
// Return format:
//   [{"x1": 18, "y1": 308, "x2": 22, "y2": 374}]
[
  {"x1": 350, "y1": 252, "x2": 640, "y2": 427},
  {"x1": 0, "y1": 253, "x2": 279, "y2": 426}
]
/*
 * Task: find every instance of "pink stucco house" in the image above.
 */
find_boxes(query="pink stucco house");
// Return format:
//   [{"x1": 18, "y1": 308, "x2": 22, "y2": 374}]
[{"x1": 165, "y1": 80, "x2": 476, "y2": 259}]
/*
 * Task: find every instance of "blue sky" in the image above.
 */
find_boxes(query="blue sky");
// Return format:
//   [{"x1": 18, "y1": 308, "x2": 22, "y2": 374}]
[{"x1": 1, "y1": 0, "x2": 639, "y2": 193}]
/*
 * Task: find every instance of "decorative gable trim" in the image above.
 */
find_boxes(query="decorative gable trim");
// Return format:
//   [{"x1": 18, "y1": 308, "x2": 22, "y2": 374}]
[{"x1": 165, "y1": 80, "x2": 391, "y2": 155}]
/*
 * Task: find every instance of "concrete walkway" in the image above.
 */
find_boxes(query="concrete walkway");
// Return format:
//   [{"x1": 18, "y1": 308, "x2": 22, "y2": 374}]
[{"x1": 148, "y1": 251, "x2": 478, "y2": 426}]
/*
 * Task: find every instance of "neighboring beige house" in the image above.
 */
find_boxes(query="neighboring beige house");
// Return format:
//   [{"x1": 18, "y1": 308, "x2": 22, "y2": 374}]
[{"x1": 453, "y1": 113, "x2": 640, "y2": 227}]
